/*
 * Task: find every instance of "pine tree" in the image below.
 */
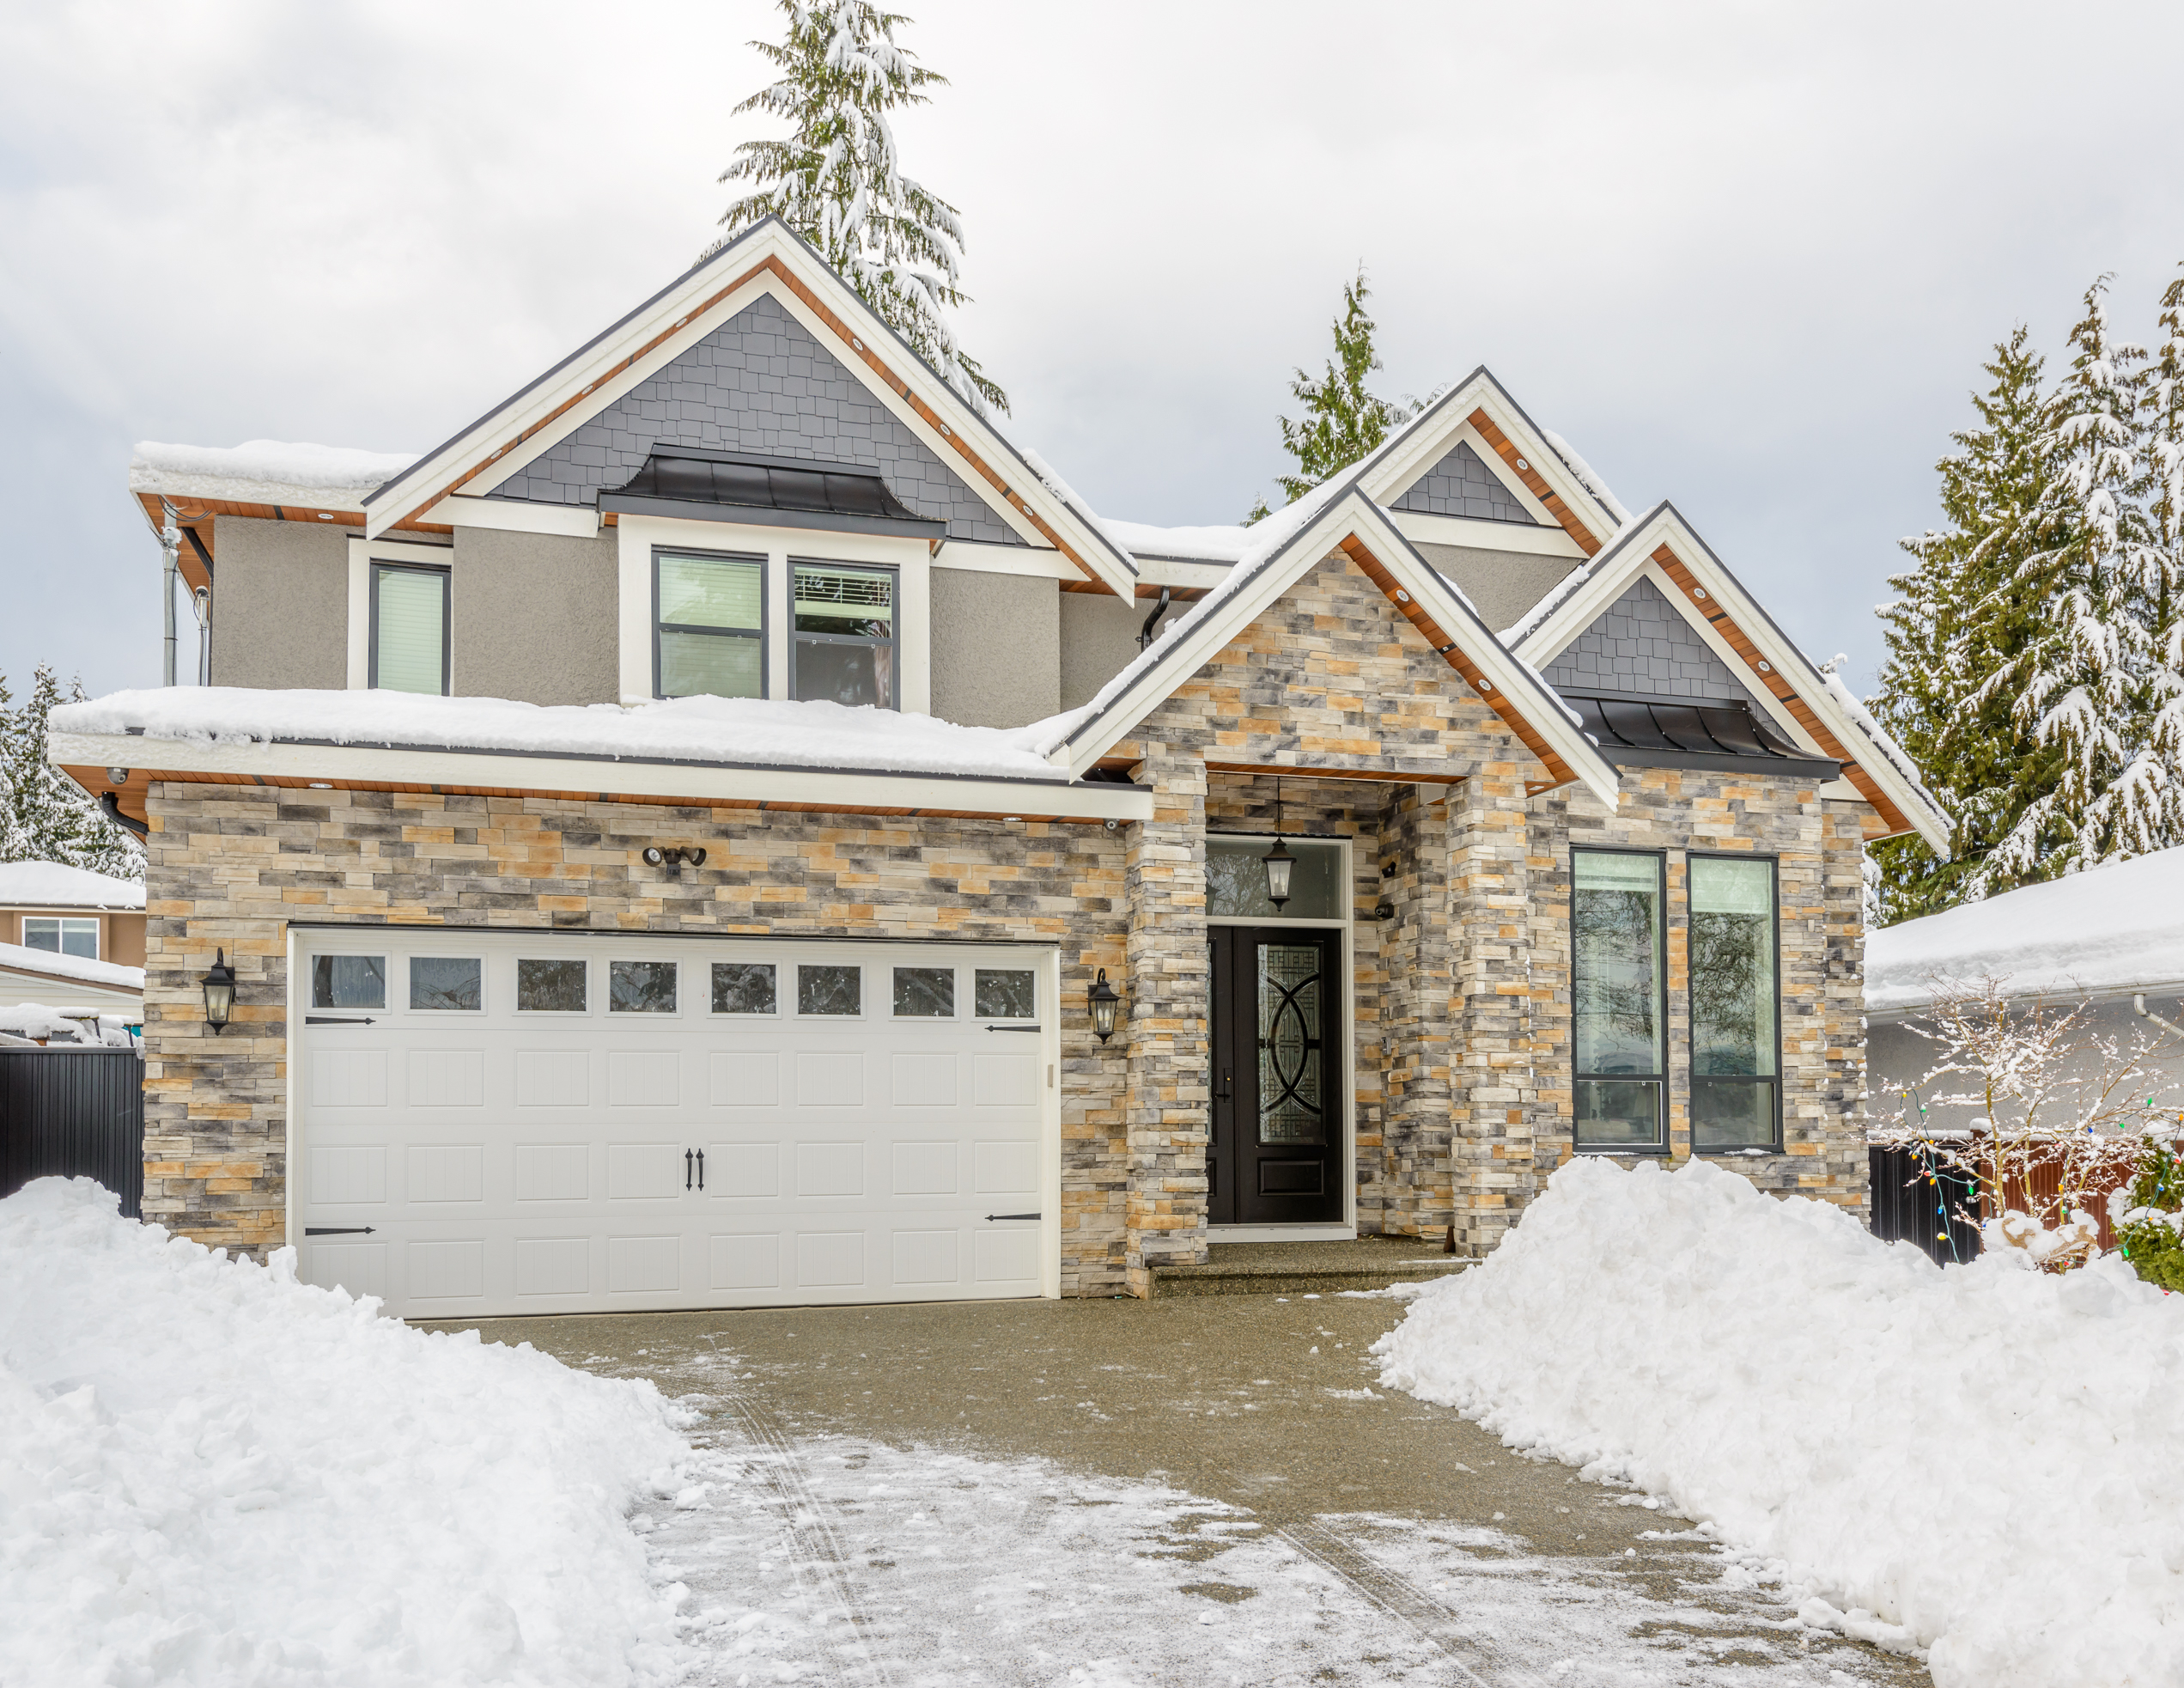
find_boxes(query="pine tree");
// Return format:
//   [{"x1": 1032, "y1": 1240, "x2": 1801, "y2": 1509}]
[
  {"x1": 1246, "y1": 265, "x2": 1415, "y2": 523},
  {"x1": 1980, "y1": 277, "x2": 2175, "y2": 881},
  {"x1": 705, "y1": 0, "x2": 1006, "y2": 414},
  {"x1": 1, "y1": 667, "x2": 143, "y2": 881},
  {"x1": 1869, "y1": 327, "x2": 2067, "y2": 921}
]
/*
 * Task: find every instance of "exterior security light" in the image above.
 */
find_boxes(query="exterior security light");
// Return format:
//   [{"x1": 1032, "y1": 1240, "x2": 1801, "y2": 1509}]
[
  {"x1": 641, "y1": 845, "x2": 709, "y2": 868},
  {"x1": 1088, "y1": 969, "x2": 1121, "y2": 1043},
  {"x1": 201, "y1": 949, "x2": 236, "y2": 1033}
]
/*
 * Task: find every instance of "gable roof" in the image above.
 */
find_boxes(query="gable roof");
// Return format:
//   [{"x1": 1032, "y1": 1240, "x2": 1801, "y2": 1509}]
[
  {"x1": 1031, "y1": 439, "x2": 1622, "y2": 808},
  {"x1": 360, "y1": 218, "x2": 1138, "y2": 596},
  {"x1": 1512, "y1": 503, "x2": 1950, "y2": 850}
]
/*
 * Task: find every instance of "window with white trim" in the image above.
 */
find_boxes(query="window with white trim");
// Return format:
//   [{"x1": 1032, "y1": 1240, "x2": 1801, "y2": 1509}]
[
  {"x1": 791, "y1": 561, "x2": 896, "y2": 709},
  {"x1": 655, "y1": 549, "x2": 765, "y2": 699},
  {"x1": 370, "y1": 562, "x2": 449, "y2": 695}
]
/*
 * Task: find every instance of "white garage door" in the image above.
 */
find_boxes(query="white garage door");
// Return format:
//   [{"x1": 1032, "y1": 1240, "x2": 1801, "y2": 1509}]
[{"x1": 291, "y1": 932, "x2": 1058, "y2": 1319}]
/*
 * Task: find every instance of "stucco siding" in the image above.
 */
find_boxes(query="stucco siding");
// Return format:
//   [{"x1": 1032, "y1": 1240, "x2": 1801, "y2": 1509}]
[
  {"x1": 450, "y1": 527, "x2": 619, "y2": 705},
  {"x1": 210, "y1": 517, "x2": 348, "y2": 690},
  {"x1": 1411, "y1": 541, "x2": 1583, "y2": 636},
  {"x1": 1060, "y1": 592, "x2": 1147, "y2": 710},
  {"x1": 928, "y1": 567, "x2": 1059, "y2": 728}
]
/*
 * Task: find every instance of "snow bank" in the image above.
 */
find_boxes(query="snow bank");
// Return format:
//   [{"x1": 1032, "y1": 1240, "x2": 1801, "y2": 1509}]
[
  {"x1": 130, "y1": 440, "x2": 419, "y2": 509},
  {"x1": 54, "y1": 686, "x2": 1086, "y2": 782},
  {"x1": 1866, "y1": 845, "x2": 2184, "y2": 1011},
  {"x1": 0, "y1": 938, "x2": 145, "y2": 991},
  {"x1": 1373, "y1": 1157, "x2": 2184, "y2": 1688},
  {"x1": 0, "y1": 1179, "x2": 690, "y2": 1687},
  {"x1": 0, "y1": 860, "x2": 144, "y2": 908},
  {"x1": 0, "y1": 1004, "x2": 137, "y2": 1045}
]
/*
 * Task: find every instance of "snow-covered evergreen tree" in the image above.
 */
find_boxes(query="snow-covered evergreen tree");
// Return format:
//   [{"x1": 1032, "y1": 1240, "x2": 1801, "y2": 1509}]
[
  {"x1": 1978, "y1": 277, "x2": 2176, "y2": 881},
  {"x1": 1869, "y1": 327, "x2": 2066, "y2": 922},
  {"x1": 1, "y1": 667, "x2": 143, "y2": 881},
  {"x1": 704, "y1": 1, "x2": 1005, "y2": 413},
  {"x1": 1246, "y1": 265, "x2": 1416, "y2": 522},
  {"x1": 2145, "y1": 264, "x2": 2184, "y2": 611}
]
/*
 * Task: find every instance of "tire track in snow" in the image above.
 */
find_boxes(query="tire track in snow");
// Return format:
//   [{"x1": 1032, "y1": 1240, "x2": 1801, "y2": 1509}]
[
  {"x1": 1269, "y1": 1516, "x2": 1515, "y2": 1687},
  {"x1": 715, "y1": 1392, "x2": 892, "y2": 1688}
]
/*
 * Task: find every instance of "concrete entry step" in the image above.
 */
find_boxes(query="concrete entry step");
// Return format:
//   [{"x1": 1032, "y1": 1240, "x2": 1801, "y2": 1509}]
[{"x1": 1150, "y1": 1235, "x2": 1472, "y2": 1298}]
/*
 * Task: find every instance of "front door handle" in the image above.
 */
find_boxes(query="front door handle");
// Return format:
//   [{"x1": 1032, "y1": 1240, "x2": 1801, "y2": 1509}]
[
  {"x1": 696, "y1": 1148, "x2": 704, "y2": 1192},
  {"x1": 684, "y1": 1148, "x2": 693, "y2": 1191},
  {"x1": 1216, "y1": 1071, "x2": 1232, "y2": 1101}
]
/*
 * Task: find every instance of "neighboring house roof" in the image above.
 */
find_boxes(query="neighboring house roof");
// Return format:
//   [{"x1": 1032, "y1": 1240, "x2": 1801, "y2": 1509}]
[
  {"x1": 129, "y1": 441, "x2": 419, "y2": 515},
  {"x1": 0, "y1": 940, "x2": 145, "y2": 993},
  {"x1": 1866, "y1": 847, "x2": 2184, "y2": 1013},
  {"x1": 1511, "y1": 503, "x2": 1950, "y2": 852},
  {"x1": 0, "y1": 862, "x2": 145, "y2": 911}
]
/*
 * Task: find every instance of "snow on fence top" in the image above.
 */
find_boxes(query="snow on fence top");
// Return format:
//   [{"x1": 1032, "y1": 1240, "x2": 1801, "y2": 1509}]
[
  {"x1": 52, "y1": 686, "x2": 1088, "y2": 784},
  {"x1": 1865, "y1": 845, "x2": 2184, "y2": 1012},
  {"x1": 0, "y1": 942, "x2": 145, "y2": 992},
  {"x1": 129, "y1": 440, "x2": 420, "y2": 511},
  {"x1": 0, "y1": 861, "x2": 143, "y2": 909}
]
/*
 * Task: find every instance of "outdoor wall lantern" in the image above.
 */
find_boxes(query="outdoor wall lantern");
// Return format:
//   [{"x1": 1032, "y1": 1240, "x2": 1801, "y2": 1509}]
[
  {"x1": 1261, "y1": 776, "x2": 1295, "y2": 910},
  {"x1": 1088, "y1": 969, "x2": 1121, "y2": 1043},
  {"x1": 201, "y1": 949, "x2": 236, "y2": 1033}
]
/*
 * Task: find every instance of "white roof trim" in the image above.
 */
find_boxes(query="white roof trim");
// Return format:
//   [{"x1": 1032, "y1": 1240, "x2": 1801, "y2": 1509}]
[
  {"x1": 52, "y1": 731, "x2": 1153, "y2": 825},
  {"x1": 1513, "y1": 503, "x2": 1950, "y2": 851}
]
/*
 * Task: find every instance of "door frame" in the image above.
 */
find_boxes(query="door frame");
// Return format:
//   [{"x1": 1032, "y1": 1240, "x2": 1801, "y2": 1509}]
[
  {"x1": 1206, "y1": 830, "x2": 1355, "y2": 1242},
  {"x1": 283, "y1": 923, "x2": 1064, "y2": 1307}
]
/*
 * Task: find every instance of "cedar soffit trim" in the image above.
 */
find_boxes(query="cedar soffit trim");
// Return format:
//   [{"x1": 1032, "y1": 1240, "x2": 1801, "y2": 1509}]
[
  {"x1": 384, "y1": 255, "x2": 1117, "y2": 594},
  {"x1": 1468, "y1": 408, "x2": 1603, "y2": 558},
  {"x1": 1336, "y1": 534, "x2": 1577, "y2": 794}
]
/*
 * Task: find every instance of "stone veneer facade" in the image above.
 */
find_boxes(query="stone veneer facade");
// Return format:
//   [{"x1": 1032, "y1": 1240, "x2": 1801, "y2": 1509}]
[{"x1": 140, "y1": 550, "x2": 1871, "y2": 1289}]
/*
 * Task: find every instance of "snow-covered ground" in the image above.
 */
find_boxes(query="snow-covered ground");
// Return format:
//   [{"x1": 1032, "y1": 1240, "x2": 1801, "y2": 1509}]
[
  {"x1": 1373, "y1": 1158, "x2": 2184, "y2": 1688},
  {"x1": 0, "y1": 1179, "x2": 689, "y2": 1687}
]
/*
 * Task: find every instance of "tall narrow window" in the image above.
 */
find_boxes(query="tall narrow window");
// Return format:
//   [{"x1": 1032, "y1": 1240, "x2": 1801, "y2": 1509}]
[
  {"x1": 1689, "y1": 856, "x2": 1780, "y2": 1149},
  {"x1": 371, "y1": 563, "x2": 449, "y2": 695},
  {"x1": 791, "y1": 562, "x2": 895, "y2": 709},
  {"x1": 1572, "y1": 850, "x2": 1666, "y2": 1149},
  {"x1": 655, "y1": 550, "x2": 764, "y2": 698}
]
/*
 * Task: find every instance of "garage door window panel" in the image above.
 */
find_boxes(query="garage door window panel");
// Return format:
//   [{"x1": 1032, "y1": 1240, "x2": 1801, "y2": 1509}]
[
  {"x1": 712, "y1": 962, "x2": 778, "y2": 1015},
  {"x1": 974, "y1": 969, "x2": 1036, "y2": 1021},
  {"x1": 798, "y1": 964, "x2": 862, "y2": 1017},
  {"x1": 518, "y1": 958, "x2": 588, "y2": 1014},
  {"x1": 313, "y1": 955, "x2": 386, "y2": 1010},
  {"x1": 892, "y1": 966, "x2": 955, "y2": 1018},
  {"x1": 610, "y1": 960, "x2": 678, "y2": 1014},
  {"x1": 410, "y1": 957, "x2": 483, "y2": 1012}
]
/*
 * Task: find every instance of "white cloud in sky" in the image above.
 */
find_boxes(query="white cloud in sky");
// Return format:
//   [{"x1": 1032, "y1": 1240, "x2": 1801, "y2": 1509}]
[{"x1": 2, "y1": 0, "x2": 2180, "y2": 698}]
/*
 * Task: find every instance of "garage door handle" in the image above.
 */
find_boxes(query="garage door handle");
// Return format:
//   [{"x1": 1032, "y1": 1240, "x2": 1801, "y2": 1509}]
[
  {"x1": 696, "y1": 1148, "x2": 704, "y2": 1192},
  {"x1": 985, "y1": 1024, "x2": 1041, "y2": 1033},
  {"x1": 684, "y1": 1148, "x2": 693, "y2": 1191},
  {"x1": 986, "y1": 1212, "x2": 1040, "y2": 1222},
  {"x1": 306, "y1": 1015, "x2": 377, "y2": 1026}
]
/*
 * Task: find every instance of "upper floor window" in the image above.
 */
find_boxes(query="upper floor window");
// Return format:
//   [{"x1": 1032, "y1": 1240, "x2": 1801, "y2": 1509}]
[
  {"x1": 371, "y1": 562, "x2": 449, "y2": 695},
  {"x1": 655, "y1": 549, "x2": 764, "y2": 699},
  {"x1": 792, "y1": 562, "x2": 896, "y2": 710},
  {"x1": 1572, "y1": 849, "x2": 1666, "y2": 1151},
  {"x1": 1689, "y1": 855, "x2": 1779, "y2": 1149},
  {"x1": 24, "y1": 917, "x2": 99, "y2": 960}
]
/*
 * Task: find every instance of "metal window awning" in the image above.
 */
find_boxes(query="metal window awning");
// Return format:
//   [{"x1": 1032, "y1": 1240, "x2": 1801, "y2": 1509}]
[
  {"x1": 1567, "y1": 691, "x2": 1840, "y2": 779},
  {"x1": 599, "y1": 447, "x2": 947, "y2": 539}
]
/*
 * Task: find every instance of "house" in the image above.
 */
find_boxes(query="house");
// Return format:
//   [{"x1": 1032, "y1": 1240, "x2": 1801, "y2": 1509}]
[
  {"x1": 1866, "y1": 847, "x2": 2184, "y2": 1132},
  {"x1": 53, "y1": 217, "x2": 1947, "y2": 1319},
  {"x1": 0, "y1": 862, "x2": 146, "y2": 1019}
]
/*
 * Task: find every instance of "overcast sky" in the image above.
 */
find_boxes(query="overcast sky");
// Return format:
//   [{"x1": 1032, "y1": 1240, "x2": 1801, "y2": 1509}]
[{"x1": 3, "y1": 0, "x2": 2181, "y2": 705}]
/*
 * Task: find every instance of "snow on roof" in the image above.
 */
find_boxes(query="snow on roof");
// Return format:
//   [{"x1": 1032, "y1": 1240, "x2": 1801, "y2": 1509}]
[
  {"x1": 1098, "y1": 519, "x2": 1251, "y2": 564},
  {"x1": 0, "y1": 862, "x2": 143, "y2": 910},
  {"x1": 1865, "y1": 848, "x2": 2184, "y2": 1013},
  {"x1": 1538, "y1": 428, "x2": 1630, "y2": 529},
  {"x1": 0, "y1": 942, "x2": 145, "y2": 992},
  {"x1": 52, "y1": 686, "x2": 1086, "y2": 784},
  {"x1": 0, "y1": 1004, "x2": 140, "y2": 1045},
  {"x1": 130, "y1": 440, "x2": 420, "y2": 512}
]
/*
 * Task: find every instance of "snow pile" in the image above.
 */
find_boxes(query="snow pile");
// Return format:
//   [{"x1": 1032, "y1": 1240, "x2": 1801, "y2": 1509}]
[
  {"x1": 0, "y1": 860, "x2": 144, "y2": 908},
  {"x1": 1099, "y1": 517, "x2": 1253, "y2": 564},
  {"x1": 130, "y1": 440, "x2": 419, "y2": 509},
  {"x1": 0, "y1": 939, "x2": 145, "y2": 991},
  {"x1": 1373, "y1": 1157, "x2": 2184, "y2": 1688},
  {"x1": 1865, "y1": 845, "x2": 2184, "y2": 1011},
  {"x1": 0, "y1": 1179, "x2": 691, "y2": 1686},
  {"x1": 0, "y1": 1005, "x2": 137, "y2": 1045},
  {"x1": 53, "y1": 686, "x2": 1089, "y2": 783}
]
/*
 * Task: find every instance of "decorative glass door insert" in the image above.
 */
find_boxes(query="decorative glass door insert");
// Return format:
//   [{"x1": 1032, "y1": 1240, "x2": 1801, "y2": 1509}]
[{"x1": 1256, "y1": 943, "x2": 1325, "y2": 1144}]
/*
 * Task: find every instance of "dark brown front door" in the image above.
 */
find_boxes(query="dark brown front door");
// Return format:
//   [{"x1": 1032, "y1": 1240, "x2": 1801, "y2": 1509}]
[{"x1": 1208, "y1": 926, "x2": 1342, "y2": 1225}]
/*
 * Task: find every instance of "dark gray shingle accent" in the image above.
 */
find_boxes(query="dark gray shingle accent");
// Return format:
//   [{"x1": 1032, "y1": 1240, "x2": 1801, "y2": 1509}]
[
  {"x1": 1542, "y1": 576, "x2": 1761, "y2": 705},
  {"x1": 488, "y1": 294, "x2": 1021, "y2": 545},
  {"x1": 1390, "y1": 440, "x2": 1536, "y2": 524}
]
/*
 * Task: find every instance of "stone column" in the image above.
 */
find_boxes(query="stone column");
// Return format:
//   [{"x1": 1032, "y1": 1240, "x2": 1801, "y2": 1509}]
[
  {"x1": 1378, "y1": 785, "x2": 1454, "y2": 1239},
  {"x1": 1122, "y1": 740, "x2": 1210, "y2": 1296},
  {"x1": 1448, "y1": 759, "x2": 1539, "y2": 1255}
]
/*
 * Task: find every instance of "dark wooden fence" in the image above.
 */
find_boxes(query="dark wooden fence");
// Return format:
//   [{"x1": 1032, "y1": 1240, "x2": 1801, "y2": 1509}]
[
  {"x1": 0, "y1": 1047, "x2": 144, "y2": 1218},
  {"x1": 1869, "y1": 1143, "x2": 1982, "y2": 1264}
]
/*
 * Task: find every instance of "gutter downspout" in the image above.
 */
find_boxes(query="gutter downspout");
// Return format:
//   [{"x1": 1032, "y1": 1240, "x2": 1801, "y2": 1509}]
[
  {"x1": 1136, "y1": 585, "x2": 1172, "y2": 651},
  {"x1": 2133, "y1": 994, "x2": 2184, "y2": 1041},
  {"x1": 160, "y1": 498, "x2": 180, "y2": 687}
]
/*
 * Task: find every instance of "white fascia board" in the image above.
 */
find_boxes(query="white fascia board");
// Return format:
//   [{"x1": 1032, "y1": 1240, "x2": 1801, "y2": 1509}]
[
  {"x1": 1360, "y1": 375, "x2": 1617, "y2": 545},
  {"x1": 52, "y1": 731, "x2": 1152, "y2": 824},
  {"x1": 1133, "y1": 557, "x2": 1237, "y2": 591},
  {"x1": 1390, "y1": 509, "x2": 1587, "y2": 558},
  {"x1": 441, "y1": 495, "x2": 603, "y2": 539},
  {"x1": 931, "y1": 540, "x2": 1079, "y2": 581}
]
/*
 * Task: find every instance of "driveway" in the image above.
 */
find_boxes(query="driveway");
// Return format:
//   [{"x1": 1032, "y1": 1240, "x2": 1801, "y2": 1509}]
[{"x1": 438, "y1": 1292, "x2": 1928, "y2": 1685}]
